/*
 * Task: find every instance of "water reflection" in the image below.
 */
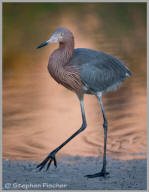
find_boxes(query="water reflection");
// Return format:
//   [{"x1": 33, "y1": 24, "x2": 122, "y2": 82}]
[{"x1": 3, "y1": 3, "x2": 146, "y2": 161}]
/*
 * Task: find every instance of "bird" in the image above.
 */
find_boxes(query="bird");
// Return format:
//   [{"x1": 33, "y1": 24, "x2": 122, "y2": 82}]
[{"x1": 36, "y1": 27, "x2": 131, "y2": 178}]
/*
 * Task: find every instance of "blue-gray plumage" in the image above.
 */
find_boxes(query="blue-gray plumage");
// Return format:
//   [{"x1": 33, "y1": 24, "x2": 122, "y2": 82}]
[
  {"x1": 70, "y1": 48, "x2": 131, "y2": 93},
  {"x1": 36, "y1": 27, "x2": 131, "y2": 178}
]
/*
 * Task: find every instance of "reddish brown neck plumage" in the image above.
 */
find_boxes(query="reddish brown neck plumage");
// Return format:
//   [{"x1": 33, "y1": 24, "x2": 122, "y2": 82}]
[
  {"x1": 58, "y1": 37, "x2": 74, "y2": 65},
  {"x1": 48, "y1": 36, "x2": 83, "y2": 95}
]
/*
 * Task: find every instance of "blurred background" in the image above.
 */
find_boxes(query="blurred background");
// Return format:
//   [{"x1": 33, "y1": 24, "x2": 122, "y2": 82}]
[{"x1": 3, "y1": 3, "x2": 146, "y2": 161}]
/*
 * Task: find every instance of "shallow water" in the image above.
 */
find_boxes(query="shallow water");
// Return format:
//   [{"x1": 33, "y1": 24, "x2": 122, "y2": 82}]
[{"x1": 3, "y1": 3, "x2": 146, "y2": 161}]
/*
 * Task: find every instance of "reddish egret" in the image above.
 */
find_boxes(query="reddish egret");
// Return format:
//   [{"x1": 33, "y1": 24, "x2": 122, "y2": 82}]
[{"x1": 37, "y1": 27, "x2": 131, "y2": 178}]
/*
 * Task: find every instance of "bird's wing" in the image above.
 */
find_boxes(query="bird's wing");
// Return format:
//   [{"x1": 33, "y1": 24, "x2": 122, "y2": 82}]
[
  {"x1": 70, "y1": 48, "x2": 131, "y2": 92},
  {"x1": 80, "y1": 56, "x2": 130, "y2": 92}
]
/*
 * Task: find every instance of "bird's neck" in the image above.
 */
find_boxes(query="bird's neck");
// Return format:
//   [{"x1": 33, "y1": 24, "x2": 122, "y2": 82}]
[
  {"x1": 58, "y1": 40, "x2": 74, "y2": 65},
  {"x1": 48, "y1": 38, "x2": 83, "y2": 95}
]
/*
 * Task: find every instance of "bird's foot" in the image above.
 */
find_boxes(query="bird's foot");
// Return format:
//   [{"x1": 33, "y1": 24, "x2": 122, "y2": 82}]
[
  {"x1": 85, "y1": 171, "x2": 109, "y2": 178},
  {"x1": 36, "y1": 152, "x2": 57, "y2": 171}
]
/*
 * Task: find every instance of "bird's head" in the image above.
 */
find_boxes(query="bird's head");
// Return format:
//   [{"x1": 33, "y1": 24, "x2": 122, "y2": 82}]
[{"x1": 37, "y1": 27, "x2": 74, "y2": 48}]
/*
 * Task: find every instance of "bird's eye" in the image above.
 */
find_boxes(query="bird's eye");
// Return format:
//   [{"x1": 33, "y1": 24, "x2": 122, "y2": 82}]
[{"x1": 58, "y1": 32, "x2": 64, "y2": 40}]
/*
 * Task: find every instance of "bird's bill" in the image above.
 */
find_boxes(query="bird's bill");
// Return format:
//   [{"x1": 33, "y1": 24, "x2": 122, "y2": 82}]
[
  {"x1": 37, "y1": 33, "x2": 59, "y2": 49},
  {"x1": 37, "y1": 41, "x2": 48, "y2": 48},
  {"x1": 47, "y1": 33, "x2": 59, "y2": 44}
]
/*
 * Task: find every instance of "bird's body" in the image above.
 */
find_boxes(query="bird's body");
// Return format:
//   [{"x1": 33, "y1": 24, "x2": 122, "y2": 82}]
[
  {"x1": 37, "y1": 27, "x2": 131, "y2": 178},
  {"x1": 48, "y1": 47, "x2": 131, "y2": 96}
]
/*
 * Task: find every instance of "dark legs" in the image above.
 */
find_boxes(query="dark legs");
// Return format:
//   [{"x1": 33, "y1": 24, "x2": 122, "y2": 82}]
[
  {"x1": 37, "y1": 97, "x2": 87, "y2": 171},
  {"x1": 99, "y1": 95, "x2": 108, "y2": 174},
  {"x1": 37, "y1": 93, "x2": 109, "y2": 178},
  {"x1": 85, "y1": 94, "x2": 109, "y2": 178}
]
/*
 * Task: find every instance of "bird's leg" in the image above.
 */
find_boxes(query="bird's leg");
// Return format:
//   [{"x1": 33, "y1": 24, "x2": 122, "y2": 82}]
[
  {"x1": 85, "y1": 94, "x2": 109, "y2": 178},
  {"x1": 37, "y1": 97, "x2": 87, "y2": 171}
]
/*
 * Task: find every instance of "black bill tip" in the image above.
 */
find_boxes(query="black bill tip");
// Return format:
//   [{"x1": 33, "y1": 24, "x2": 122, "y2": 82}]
[{"x1": 37, "y1": 41, "x2": 48, "y2": 49}]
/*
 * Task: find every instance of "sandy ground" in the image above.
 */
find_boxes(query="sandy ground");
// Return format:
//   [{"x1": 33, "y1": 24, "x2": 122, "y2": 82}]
[{"x1": 3, "y1": 156, "x2": 147, "y2": 190}]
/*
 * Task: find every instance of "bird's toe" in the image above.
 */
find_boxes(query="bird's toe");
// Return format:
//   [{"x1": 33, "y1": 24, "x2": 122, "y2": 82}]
[
  {"x1": 85, "y1": 171, "x2": 109, "y2": 178},
  {"x1": 36, "y1": 153, "x2": 57, "y2": 171}
]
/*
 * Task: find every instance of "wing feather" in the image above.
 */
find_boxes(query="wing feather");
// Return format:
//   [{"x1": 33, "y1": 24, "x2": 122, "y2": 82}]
[{"x1": 70, "y1": 48, "x2": 131, "y2": 92}]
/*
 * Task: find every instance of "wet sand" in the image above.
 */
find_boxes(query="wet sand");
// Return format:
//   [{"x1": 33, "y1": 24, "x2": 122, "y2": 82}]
[{"x1": 3, "y1": 156, "x2": 147, "y2": 190}]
